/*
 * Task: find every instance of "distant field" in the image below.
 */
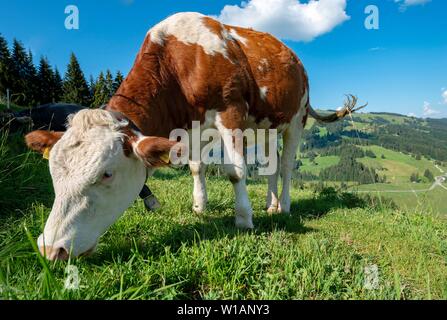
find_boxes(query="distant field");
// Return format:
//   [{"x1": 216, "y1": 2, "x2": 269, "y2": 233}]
[
  {"x1": 354, "y1": 112, "x2": 409, "y2": 125},
  {"x1": 298, "y1": 131, "x2": 447, "y2": 216},
  {"x1": 300, "y1": 156, "x2": 340, "y2": 174},
  {"x1": 299, "y1": 144, "x2": 445, "y2": 181},
  {"x1": 358, "y1": 145, "x2": 446, "y2": 183},
  {"x1": 344, "y1": 121, "x2": 371, "y2": 132}
]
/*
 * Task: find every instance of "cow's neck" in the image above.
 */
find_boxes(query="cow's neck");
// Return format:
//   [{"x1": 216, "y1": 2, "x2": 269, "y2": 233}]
[
  {"x1": 106, "y1": 53, "x2": 178, "y2": 137},
  {"x1": 107, "y1": 37, "x2": 203, "y2": 138}
]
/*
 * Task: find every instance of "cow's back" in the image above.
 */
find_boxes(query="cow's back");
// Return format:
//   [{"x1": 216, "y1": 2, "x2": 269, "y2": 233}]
[{"x1": 223, "y1": 24, "x2": 307, "y2": 127}]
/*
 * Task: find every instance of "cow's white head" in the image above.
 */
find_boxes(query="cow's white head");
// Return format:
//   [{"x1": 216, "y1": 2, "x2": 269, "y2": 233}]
[{"x1": 25, "y1": 109, "x2": 179, "y2": 261}]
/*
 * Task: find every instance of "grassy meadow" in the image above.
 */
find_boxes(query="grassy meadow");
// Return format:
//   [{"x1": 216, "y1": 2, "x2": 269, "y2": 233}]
[{"x1": 1, "y1": 130, "x2": 447, "y2": 300}]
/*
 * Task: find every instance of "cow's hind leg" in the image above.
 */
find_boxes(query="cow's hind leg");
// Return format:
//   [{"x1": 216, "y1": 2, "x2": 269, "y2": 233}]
[
  {"x1": 265, "y1": 137, "x2": 280, "y2": 213},
  {"x1": 189, "y1": 161, "x2": 207, "y2": 213},
  {"x1": 266, "y1": 169, "x2": 279, "y2": 213},
  {"x1": 278, "y1": 113, "x2": 305, "y2": 213}
]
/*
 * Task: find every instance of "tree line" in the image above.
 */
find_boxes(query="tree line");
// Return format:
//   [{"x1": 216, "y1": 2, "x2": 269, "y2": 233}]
[
  {"x1": 0, "y1": 34, "x2": 124, "y2": 108},
  {"x1": 319, "y1": 153, "x2": 385, "y2": 184}
]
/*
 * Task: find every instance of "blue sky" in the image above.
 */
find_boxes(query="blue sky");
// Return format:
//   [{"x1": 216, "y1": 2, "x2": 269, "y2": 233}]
[{"x1": 0, "y1": 0, "x2": 446, "y2": 118}]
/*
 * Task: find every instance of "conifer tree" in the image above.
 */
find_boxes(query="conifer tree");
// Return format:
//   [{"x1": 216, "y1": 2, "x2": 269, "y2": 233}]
[
  {"x1": 24, "y1": 50, "x2": 38, "y2": 106},
  {"x1": 0, "y1": 34, "x2": 12, "y2": 96},
  {"x1": 105, "y1": 69, "x2": 114, "y2": 99},
  {"x1": 113, "y1": 70, "x2": 124, "y2": 93},
  {"x1": 88, "y1": 75, "x2": 96, "y2": 107},
  {"x1": 62, "y1": 53, "x2": 90, "y2": 105},
  {"x1": 52, "y1": 68, "x2": 63, "y2": 103},
  {"x1": 92, "y1": 72, "x2": 108, "y2": 107},
  {"x1": 9, "y1": 41, "x2": 39, "y2": 106},
  {"x1": 10, "y1": 39, "x2": 28, "y2": 105},
  {"x1": 423, "y1": 169, "x2": 434, "y2": 182},
  {"x1": 36, "y1": 57, "x2": 54, "y2": 104}
]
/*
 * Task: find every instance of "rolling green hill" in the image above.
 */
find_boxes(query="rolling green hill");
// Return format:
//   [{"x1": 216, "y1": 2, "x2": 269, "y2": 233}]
[{"x1": 299, "y1": 112, "x2": 447, "y2": 216}]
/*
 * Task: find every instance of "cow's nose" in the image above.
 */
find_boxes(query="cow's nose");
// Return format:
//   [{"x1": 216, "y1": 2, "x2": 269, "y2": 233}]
[{"x1": 38, "y1": 245, "x2": 69, "y2": 261}]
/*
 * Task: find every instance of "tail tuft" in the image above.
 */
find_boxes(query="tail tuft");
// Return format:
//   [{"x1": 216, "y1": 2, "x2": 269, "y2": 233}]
[{"x1": 309, "y1": 94, "x2": 367, "y2": 123}]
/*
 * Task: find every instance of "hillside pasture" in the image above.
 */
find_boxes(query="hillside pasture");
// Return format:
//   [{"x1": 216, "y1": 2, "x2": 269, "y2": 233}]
[
  {"x1": 300, "y1": 156, "x2": 340, "y2": 175},
  {"x1": 358, "y1": 145, "x2": 446, "y2": 183}
]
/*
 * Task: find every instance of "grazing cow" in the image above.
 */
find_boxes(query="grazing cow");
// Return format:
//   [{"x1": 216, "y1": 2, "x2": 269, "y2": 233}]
[{"x1": 25, "y1": 12, "x2": 363, "y2": 260}]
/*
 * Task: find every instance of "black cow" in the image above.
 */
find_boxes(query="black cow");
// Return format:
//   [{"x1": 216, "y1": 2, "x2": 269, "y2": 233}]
[{"x1": 1, "y1": 103, "x2": 85, "y2": 132}]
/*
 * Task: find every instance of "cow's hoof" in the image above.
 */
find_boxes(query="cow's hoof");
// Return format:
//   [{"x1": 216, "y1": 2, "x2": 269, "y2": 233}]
[
  {"x1": 267, "y1": 206, "x2": 279, "y2": 214},
  {"x1": 278, "y1": 202, "x2": 291, "y2": 214},
  {"x1": 193, "y1": 205, "x2": 206, "y2": 214},
  {"x1": 235, "y1": 215, "x2": 254, "y2": 229}
]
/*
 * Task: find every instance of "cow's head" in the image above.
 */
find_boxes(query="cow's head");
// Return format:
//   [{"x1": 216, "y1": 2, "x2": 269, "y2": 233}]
[{"x1": 25, "y1": 109, "x2": 180, "y2": 261}]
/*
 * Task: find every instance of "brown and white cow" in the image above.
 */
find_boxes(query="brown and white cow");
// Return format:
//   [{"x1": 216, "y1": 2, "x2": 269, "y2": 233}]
[{"x1": 25, "y1": 12, "x2": 363, "y2": 260}]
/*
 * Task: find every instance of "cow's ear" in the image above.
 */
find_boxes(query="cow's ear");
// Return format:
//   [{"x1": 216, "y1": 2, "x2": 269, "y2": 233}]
[
  {"x1": 25, "y1": 130, "x2": 64, "y2": 154},
  {"x1": 133, "y1": 136, "x2": 183, "y2": 167}
]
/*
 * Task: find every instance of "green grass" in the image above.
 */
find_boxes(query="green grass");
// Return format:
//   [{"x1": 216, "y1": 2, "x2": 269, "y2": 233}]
[
  {"x1": 300, "y1": 156, "x2": 340, "y2": 174},
  {"x1": 1, "y1": 132, "x2": 447, "y2": 300},
  {"x1": 351, "y1": 183, "x2": 447, "y2": 217},
  {"x1": 0, "y1": 131, "x2": 53, "y2": 213},
  {"x1": 0, "y1": 102, "x2": 28, "y2": 112}
]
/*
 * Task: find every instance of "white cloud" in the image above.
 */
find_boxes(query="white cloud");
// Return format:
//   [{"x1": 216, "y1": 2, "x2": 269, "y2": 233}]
[
  {"x1": 442, "y1": 90, "x2": 447, "y2": 104},
  {"x1": 369, "y1": 47, "x2": 386, "y2": 52},
  {"x1": 407, "y1": 112, "x2": 417, "y2": 117},
  {"x1": 215, "y1": 0, "x2": 350, "y2": 42},
  {"x1": 395, "y1": 0, "x2": 431, "y2": 10},
  {"x1": 423, "y1": 101, "x2": 440, "y2": 117}
]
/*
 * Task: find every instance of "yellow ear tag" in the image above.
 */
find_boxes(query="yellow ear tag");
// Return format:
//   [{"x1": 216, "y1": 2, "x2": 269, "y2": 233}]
[
  {"x1": 160, "y1": 152, "x2": 170, "y2": 164},
  {"x1": 43, "y1": 147, "x2": 50, "y2": 160}
]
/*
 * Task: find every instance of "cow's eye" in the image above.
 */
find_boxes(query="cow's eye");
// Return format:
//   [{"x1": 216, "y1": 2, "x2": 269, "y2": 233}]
[{"x1": 103, "y1": 171, "x2": 113, "y2": 180}]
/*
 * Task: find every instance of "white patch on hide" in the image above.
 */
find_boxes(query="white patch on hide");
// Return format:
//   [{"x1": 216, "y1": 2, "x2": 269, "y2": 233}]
[
  {"x1": 149, "y1": 12, "x2": 230, "y2": 59},
  {"x1": 259, "y1": 86, "x2": 268, "y2": 101},
  {"x1": 229, "y1": 28, "x2": 248, "y2": 46}
]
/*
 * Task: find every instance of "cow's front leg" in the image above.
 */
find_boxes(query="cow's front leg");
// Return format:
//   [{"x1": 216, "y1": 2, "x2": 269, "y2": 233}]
[
  {"x1": 220, "y1": 136, "x2": 253, "y2": 229},
  {"x1": 189, "y1": 161, "x2": 207, "y2": 213},
  {"x1": 217, "y1": 103, "x2": 254, "y2": 229},
  {"x1": 223, "y1": 159, "x2": 253, "y2": 229}
]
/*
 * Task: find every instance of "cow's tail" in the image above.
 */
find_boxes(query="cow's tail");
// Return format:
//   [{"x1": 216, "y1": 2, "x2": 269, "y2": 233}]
[{"x1": 308, "y1": 94, "x2": 367, "y2": 124}]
